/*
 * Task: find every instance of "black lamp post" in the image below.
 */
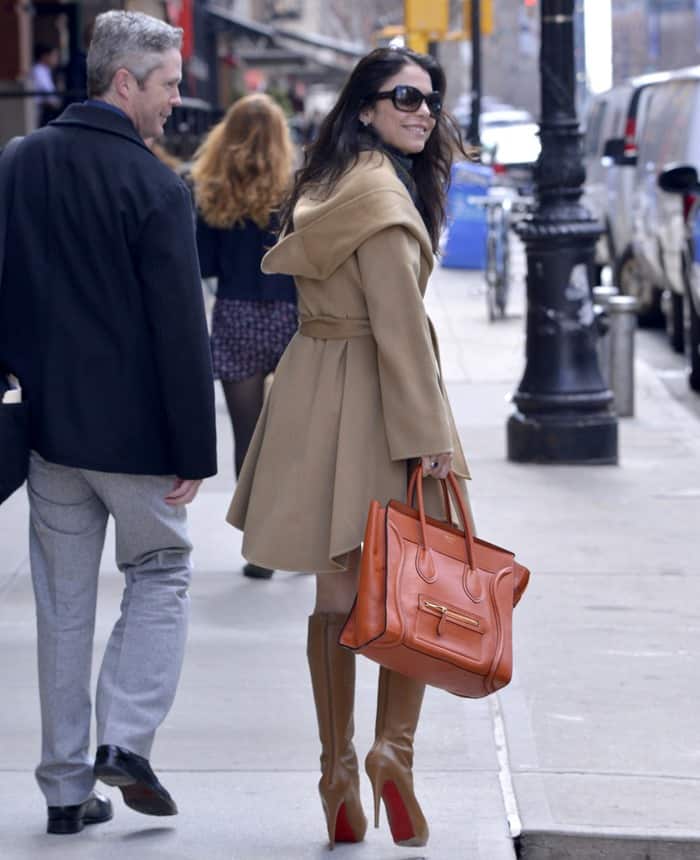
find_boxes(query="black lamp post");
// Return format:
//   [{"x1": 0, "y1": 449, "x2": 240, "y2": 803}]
[
  {"x1": 466, "y1": 0, "x2": 482, "y2": 148},
  {"x1": 507, "y1": 0, "x2": 618, "y2": 464}
]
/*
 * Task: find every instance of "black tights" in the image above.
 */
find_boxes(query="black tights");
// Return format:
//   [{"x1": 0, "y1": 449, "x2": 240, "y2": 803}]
[{"x1": 221, "y1": 373, "x2": 266, "y2": 478}]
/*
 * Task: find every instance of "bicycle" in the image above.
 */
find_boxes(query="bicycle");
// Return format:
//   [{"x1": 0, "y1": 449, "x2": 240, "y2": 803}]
[
  {"x1": 484, "y1": 197, "x2": 512, "y2": 320},
  {"x1": 469, "y1": 192, "x2": 533, "y2": 321}
]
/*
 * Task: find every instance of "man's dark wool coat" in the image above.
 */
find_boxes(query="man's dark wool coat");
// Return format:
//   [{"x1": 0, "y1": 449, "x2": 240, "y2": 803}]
[{"x1": 0, "y1": 103, "x2": 217, "y2": 480}]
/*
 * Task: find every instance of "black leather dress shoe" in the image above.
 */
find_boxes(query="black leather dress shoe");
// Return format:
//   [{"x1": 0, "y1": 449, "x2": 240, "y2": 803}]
[
  {"x1": 243, "y1": 562, "x2": 274, "y2": 579},
  {"x1": 94, "y1": 745, "x2": 178, "y2": 816},
  {"x1": 47, "y1": 791, "x2": 113, "y2": 835}
]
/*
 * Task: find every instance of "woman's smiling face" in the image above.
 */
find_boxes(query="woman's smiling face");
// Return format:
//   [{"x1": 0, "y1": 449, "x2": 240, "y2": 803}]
[{"x1": 359, "y1": 62, "x2": 437, "y2": 155}]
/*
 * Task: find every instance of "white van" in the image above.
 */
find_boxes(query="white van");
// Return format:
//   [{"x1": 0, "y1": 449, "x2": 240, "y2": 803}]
[
  {"x1": 582, "y1": 71, "x2": 671, "y2": 320},
  {"x1": 658, "y1": 164, "x2": 700, "y2": 390},
  {"x1": 628, "y1": 70, "x2": 700, "y2": 351}
]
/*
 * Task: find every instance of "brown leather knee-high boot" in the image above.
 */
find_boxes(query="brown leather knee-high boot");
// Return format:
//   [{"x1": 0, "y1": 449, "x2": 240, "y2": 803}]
[
  {"x1": 365, "y1": 667, "x2": 429, "y2": 847},
  {"x1": 307, "y1": 613, "x2": 367, "y2": 848}
]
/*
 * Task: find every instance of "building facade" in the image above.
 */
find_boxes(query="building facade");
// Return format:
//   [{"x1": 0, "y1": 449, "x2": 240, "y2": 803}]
[
  {"x1": 3, "y1": 1, "x2": 700, "y2": 141},
  {"x1": 612, "y1": 0, "x2": 700, "y2": 83}
]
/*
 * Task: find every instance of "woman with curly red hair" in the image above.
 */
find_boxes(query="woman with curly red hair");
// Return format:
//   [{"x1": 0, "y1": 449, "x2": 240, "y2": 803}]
[{"x1": 191, "y1": 93, "x2": 296, "y2": 579}]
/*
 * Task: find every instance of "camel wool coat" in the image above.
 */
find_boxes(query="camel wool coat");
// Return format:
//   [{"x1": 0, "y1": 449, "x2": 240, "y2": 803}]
[{"x1": 226, "y1": 150, "x2": 470, "y2": 573}]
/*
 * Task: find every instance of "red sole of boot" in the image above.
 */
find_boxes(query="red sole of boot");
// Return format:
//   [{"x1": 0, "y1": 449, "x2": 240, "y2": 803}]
[
  {"x1": 382, "y1": 780, "x2": 415, "y2": 844},
  {"x1": 334, "y1": 802, "x2": 360, "y2": 843}
]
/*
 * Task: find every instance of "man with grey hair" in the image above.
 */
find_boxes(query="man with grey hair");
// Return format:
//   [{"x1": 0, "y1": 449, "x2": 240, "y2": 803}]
[{"x1": 0, "y1": 11, "x2": 217, "y2": 834}]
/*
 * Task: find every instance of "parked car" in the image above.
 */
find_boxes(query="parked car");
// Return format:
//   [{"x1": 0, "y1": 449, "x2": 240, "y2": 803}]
[
  {"x1": 582, "y1": 70, "x2": 671, "y2": 320},
  {"x1": 626, "y1": 71, "x2": 700, "y2": 352},
  {"x1": 658, "y1": 164, "x2": 700, "y2": 390},
  {"x1": 451, "y1": 94, "x2": 513, "y2": 128},
  {"x1": 453, "y1": 100, "x2": 540, "y2": 190},
  {"x1": 479, "y1": 109, "x2": 540, "y2": 191}
]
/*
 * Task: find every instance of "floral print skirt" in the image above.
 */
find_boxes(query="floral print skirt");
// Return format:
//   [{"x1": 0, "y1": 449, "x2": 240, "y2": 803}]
[{"x1": 210, "y1": 298, "x2": 297, "y2": 382}]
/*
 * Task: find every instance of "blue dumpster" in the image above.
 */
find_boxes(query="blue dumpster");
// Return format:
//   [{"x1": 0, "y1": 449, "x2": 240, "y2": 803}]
[{"x1": 440, "y1": 162, "x2": 492, "y2": 269}]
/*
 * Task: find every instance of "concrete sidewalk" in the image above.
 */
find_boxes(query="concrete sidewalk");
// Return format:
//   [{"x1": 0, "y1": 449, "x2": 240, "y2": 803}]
[
  {"x1": 428, "y1": 263, "x2": 700, "y2": 860},
  {"x1": 1, "y1": 258, "x2": 699, "y2": 859}
]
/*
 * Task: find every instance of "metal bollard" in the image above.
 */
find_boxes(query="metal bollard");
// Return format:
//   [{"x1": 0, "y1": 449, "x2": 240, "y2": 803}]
[
  {"x1": 593, "y1": 285, "x2": 619, "y2": 305},
  {"x1": 592, "y1": 286, "x2": 619, "y2": 386},
  {"x1": 608, "y1": 295, "x2": 638, "y2": 417}
]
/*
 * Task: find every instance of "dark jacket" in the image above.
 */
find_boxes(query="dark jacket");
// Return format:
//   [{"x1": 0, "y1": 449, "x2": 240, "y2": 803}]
[
  {"x1": 0, "y1": 103, "x2": 217, "y2": 479},
  {"x1": 196, "y1": 214, "x2": 296, "y2": 303}
]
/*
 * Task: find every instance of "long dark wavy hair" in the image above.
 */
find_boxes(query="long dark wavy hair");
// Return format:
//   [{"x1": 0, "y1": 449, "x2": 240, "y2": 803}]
[{"x1": 279, "y1": 47, "x2": 470, "y2": 253}]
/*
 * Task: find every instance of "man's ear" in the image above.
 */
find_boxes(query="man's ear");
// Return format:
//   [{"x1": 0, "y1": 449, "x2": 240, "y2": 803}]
[{"x1": 113, "y1": 68, "x2": 132, "y2": 101}]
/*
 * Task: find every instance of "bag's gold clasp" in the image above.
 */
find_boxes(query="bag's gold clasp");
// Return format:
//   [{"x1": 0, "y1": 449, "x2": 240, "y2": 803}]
[{"x1": 423, "y1": 599, "x2": 480, "y2": 635}]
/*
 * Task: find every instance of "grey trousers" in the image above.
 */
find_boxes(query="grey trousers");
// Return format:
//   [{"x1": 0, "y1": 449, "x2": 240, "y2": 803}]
[{"x1": 27, "y1": 452, "x2": 193, "y2": 806}]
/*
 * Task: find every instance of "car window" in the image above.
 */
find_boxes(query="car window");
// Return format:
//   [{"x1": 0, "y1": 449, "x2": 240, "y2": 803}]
[
  {"x1": 636, "y1": 89, "x2": 659, "y2": 173},
  {"x1": 610, "y1": 105, "x2": 623, "y2": 141},
  {"x1": 584, "y1": 100, "x2": 607, "y2": 158},
  {"x1": 632, "y1": 86, "x2": 652, "y2": 146},
  {"x1": 479, "y1": 121, "x2": 540, "y2": 165},
  {"x1": 637, "y1": 80, "x2": 697, "y2": 168}
]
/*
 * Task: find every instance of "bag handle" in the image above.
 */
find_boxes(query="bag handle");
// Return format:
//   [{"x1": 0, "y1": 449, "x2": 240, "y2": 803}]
[
  {"x1": 408, "y1": 464, "x2": 476, "y2": 572},
  {"x1": 407, "y1": 465, "x2": 452, "y2": 524}
]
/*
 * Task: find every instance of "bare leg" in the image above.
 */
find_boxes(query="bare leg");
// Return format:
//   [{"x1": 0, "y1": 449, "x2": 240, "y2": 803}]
[{"x1": 314, "y1": 548, "x2": 361, "y2": 614}]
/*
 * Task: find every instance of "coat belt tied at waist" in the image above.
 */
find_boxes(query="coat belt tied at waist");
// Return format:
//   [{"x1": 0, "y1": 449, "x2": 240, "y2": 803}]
[
  {"x1": 299, "y1": 315, "x2": 372, "y2": 339},
  {"x1": 298, "y1": 315, "x2": 443, "y2": 386},
  {"x1": 298, "y1": 313, "x2": 469, "y2": 479}
]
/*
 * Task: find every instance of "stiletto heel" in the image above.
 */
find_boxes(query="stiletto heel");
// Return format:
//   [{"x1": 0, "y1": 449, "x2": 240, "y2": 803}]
[
  {"x1": 307, "y1": 613, "x2": 368, "y2": 848},
  {"x1": 366, "y1": 752, "x2": 428, "y2": 846},
  {"x1": 366, "y1": 668, "x2": 429, "y2": 847},
  {"x1": 371, "y1": 774, "x2": 381, "y2": 828}
]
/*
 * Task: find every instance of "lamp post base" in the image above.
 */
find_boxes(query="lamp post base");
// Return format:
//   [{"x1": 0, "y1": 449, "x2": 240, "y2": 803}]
[{"x1": 507, "y1": 410, "x2": 618, "y2": 465}]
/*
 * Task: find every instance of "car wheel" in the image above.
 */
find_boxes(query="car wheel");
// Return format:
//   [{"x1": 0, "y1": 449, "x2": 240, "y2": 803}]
[
  {"x1": 688, "y1": 292, "x2": 700, "y2": 392},
  {"x1": 665, "y1": 290, "x2": 685, "y2": 354},
  {"x1": 615, "y1": 249, "x2": 663, "y2": 327}
]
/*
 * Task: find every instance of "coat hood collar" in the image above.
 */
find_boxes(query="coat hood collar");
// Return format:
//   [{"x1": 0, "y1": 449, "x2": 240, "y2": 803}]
[
  {"x1": 50, "y1": 103, "x2": 150, "y2": 151},
  {"x1": 262, "y1": 151, "x2": 433, "y2": 281}
]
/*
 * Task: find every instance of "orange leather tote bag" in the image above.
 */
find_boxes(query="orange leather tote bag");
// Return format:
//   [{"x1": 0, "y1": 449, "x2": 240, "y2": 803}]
[{"x1": 340, "y1": 466, "x2": 530, "y2": 698}]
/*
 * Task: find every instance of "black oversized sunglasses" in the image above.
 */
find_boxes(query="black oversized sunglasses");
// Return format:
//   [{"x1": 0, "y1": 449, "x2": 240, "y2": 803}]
[{"x1": 372, "y1": 85, "x2": 442, "y2": 117}]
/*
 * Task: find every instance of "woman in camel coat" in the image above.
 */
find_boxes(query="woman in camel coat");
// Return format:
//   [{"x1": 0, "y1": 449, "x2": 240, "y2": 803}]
[{"x1": 228, "y1": 46, "x2": 471, "y2": 849}]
